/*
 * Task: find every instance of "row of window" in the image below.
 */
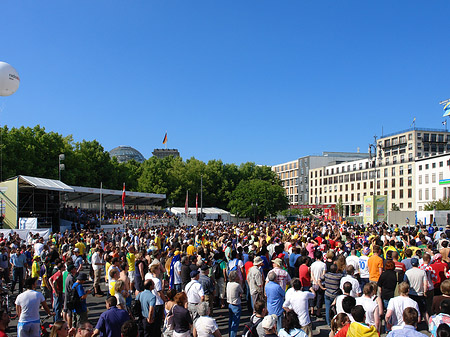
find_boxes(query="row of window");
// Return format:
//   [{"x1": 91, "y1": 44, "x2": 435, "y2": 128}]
[
  {"x1": 308, "y1": 192, "x2": 413, "y2": 204},
  {"x1": 418, "y1": 161, "x2": 447, "y2": 170},
  {"x1": 418, "y1": 172, "x2": 444, "y2": 184}
]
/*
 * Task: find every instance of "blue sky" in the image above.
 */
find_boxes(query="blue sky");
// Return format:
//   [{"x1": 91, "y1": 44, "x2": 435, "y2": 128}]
[{"x1": 1, "y1": 1, "x2": 450, "y2": 166}]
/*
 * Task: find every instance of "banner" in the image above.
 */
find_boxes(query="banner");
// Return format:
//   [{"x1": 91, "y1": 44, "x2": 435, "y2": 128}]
[
  {"x1": 375, "y1": 195, "x2": 388, "y2": 222},
  {"x1": 363, "y1": 196, "x2": 374, "y2": 224},
  {"x1": 19, "y1": 217, "x2": 37, "y2": 229}
]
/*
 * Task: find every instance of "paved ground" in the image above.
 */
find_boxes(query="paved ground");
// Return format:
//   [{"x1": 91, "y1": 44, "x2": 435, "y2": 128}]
[{"x1": 4, "y1": 274, "x2": 430, "y2": 337}]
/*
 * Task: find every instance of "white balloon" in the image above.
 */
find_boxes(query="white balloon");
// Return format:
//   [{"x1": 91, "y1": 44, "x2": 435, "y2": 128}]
[{"x1": 0, "y1": 62, "x2": 20, "y2": 97}]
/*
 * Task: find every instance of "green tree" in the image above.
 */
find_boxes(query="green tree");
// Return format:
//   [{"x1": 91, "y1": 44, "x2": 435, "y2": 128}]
[
  {"x1": 335, "y1": 197, "x2": 344, "y2": 217},
  {"x1": 228, "y1": 179, "x2": 289, "y2": 221},
  {"x1": 424, "y1": 198, "x2": 450, "y2": 211}
]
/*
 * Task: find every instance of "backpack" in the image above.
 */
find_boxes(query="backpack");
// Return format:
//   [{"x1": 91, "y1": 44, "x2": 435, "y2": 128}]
[
  {"x1": 242, "y1": 315, "x2": 263, "y2": 337},
  {"x1": 212, "y1": 260, "x2": 223, "y2": 280},
  {"x1": 130, "y1": 298, "x2": 143, "y2": 319},
  {"x1": 67, "y1": 283, "x2": 81, "y2": 311},
  {"x1": 227, "y1": 259, "x2": 242, "y2": 280}
]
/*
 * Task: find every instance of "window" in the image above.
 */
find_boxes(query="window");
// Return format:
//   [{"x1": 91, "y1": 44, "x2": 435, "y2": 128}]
[
  {"x1": 393, "y1": 156, "x2": 397, "y2": 164},
  {"x1": 408, "y1": 165, "x2": 412, "y2": 174},
  {"x1": 400, "y1": 178, "x2": 404, "y2": 187},
  {"x1": 399, "y1": 189, "x2": 403, "y2": 198},
  {"x1": 419, "y1": 165, "x2": 422, "y2": 171},
  {"x1": 408, "y1": 202, "x2": 412, "y2": 208},
  {"x1": 440, "y1": 162, "x2": 444, "y2": 168},
  {"x1": 392, "y1": 190, "x2": 396, "y2": 199},
  {"x1": 432, "y1": 173, "x2": 436, "y2": 183},
  {"x1": 432, "y1": 188, "x2": 436, "y2": 200},
  {"x1": 408, "y1": 189, "x2": 412, "y2": 198},
  {"x1": 384, "y1": 180, "x2": 388, "y2": 188},
  {"x1": 399, "y1": 166, "x2": 404, "y2": 175},
  {"x1": 419, "y1": 189, "x2": 422, "y2": 200},
  {"x1": 384, "y1": 168, "x2": 388, "y2": 177},
  {"x1": 425, "y1": 164, "x2": 429, "y2": 169},
  {"x1": 392, "y1": 167, "x2": 396, "y2": 176},
  {"x1": 440, "y1": 172, "x2": 444, "y2": 181},
  {"x1": 419, "y1": 175, "x2": 422, "y2": 184},
  {"x1": 408, "y1": 133, "x2": 413, "y2": 140},
  {"x1": 408, "y1": 177, "x2": 413, "y2": 186},
  {"x1": 432, "y1": 163, "x2": 436, "y2": 169},
  {"x1": 392, "y1": 179, "x2": 396, "y2": 188},
  {"x1": 425, "y1": 175, "x2": 429, "y2": 184},
  {"x1": 399, "y1": 136, "x2": 406, "y2": 143}
]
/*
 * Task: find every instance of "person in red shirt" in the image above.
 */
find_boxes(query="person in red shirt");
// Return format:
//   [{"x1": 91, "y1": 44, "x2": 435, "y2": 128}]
[
  {"x1": 298, "y1": 256, "x2": 311, "y2": 290},
  {"x1": 49, "y1": 262, "x2": 66, "y2": 322},
  {"x1": 430, "y1": 253, "x2": 448, "y2": 295},
  {"x1": 0, "y1": 308, "x2": 10, "y2": 337}
]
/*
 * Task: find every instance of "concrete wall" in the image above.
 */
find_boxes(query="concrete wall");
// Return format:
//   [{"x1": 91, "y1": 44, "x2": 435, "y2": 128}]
[
  {"x1": 417, "y1": 211, "x2": 450, "y2": 227},
  {"x1": 388, "y1": 211, "x2": 416, "y2": 226}
]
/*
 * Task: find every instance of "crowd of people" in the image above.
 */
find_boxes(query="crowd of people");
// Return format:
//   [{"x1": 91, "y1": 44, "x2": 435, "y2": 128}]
[{"x1": 3, "y1": 219, "x2": 450, "y2": 337}]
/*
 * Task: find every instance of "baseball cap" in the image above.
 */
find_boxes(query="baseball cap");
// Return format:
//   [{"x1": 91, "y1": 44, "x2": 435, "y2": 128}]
[
  {"x1": 190, "y1": 270, "x2": 200, "y2": 278},
  {"x1": 262, "y1": 314, "x2": 278, "y2": 330},
  {"x1": 411, "y1": 258, "x2": 419, "y2": 267}
]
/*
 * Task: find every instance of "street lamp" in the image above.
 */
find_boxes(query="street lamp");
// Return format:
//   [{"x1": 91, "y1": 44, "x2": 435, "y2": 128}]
[
  {"x1": 368, "y1": 136, "x2": 382, "y2": 196},
  {"x1": 251, "y1": 202, "x2": 258, "y2": 222},
  {"x1": 58, "y1": 154, "x2": 65, "y2": 181}
]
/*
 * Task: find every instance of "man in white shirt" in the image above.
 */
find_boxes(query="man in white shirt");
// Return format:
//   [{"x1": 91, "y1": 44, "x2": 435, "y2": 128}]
[
  {"x1": 386, "y1": 282, "x2": 420, "y2": 330},
  {"x1": 283, "y1": 279, "x2": 315, "y2": 337},
  {"x1": 340, "y1": 265, "x2": 361, "y2": 297},
  {"x1": 356, "y1": 282, "x2": 381, "y2": 332},
  {"x1": 346, "y1": 249, "x2": 360, "y2": 276},
  {"x1": 91, "y1": 247, "x2": 105, "y2": 297},
  {"x1": 310, "y1": 251, "x2": 326, "y2": 317},
  {"x1": 173, "y1": 254, "x2": 182, "y2": 292},
  {"x1": 358, "y1": 247, "x2": 370, "y2": 288},
  {"x1": 185, "y1": 270, "x2": 205, "y2": 321}
]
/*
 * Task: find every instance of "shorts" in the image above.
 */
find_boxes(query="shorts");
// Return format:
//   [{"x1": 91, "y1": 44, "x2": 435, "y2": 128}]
[
  {"x1": 215, "y1": 277, "x2": 226, "y2": 299},
  {"x1": 63, "y1": 309, "x2": 73, "y2": 317},
  {"x1": 301, "y1": 323, "x2": 313, "y2": 337},
  {"x1": 128, "y1": 271, "x2": 135, "y2": 284}
]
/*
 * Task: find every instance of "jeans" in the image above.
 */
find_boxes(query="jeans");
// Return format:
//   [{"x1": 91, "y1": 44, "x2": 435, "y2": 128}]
[
  {"x1": 325, "y1": 295, "x2": 333, "y2": 326},
  {"x1": 228, "y1": 304, "x2": 241, "y2": 337},
  {"x1": 12, "y1": 266, "x2": 24, "y2": 293},
  {"x1": 360, "y1": 278, "x2": 369, "y2": 290},
  {"x1": 53, "y1": 293, "x2": 63, "y2": 322}
]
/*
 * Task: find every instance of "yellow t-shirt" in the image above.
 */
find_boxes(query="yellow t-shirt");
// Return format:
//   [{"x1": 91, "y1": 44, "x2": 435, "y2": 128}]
[
  {"x1": 75, "y1": 242, "x2": 86, "y2": 255},
  {"x1": 127, "y1": 253, "x2": 136, "y2": 272},
  {"x1": 109, "y1": 280, "x2": 116, "y2": 296},
  {"x1": 186, "y1": 245, "x2": 196, "y2": 256}
]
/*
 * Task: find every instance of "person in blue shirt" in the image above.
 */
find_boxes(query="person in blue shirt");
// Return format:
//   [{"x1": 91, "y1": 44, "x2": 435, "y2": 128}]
[
  {"x1": 265, "y1": 271, "x2": 285, "y2": 333},
  {"x1": 289, "y1": 248, "x2": 301, "y2": 278},
  {"x1": 92, "y1": 296, "x2": 130, "y2": 337},
  {"x1": 10, "y1": 247, "x2": 27, "y2": 293},
  {"x1": 137, "y1": 279, "x2": 156, "y2": 337},
  {"x1": 72, "y1": 273, "x2": 92, "y2": 328}
]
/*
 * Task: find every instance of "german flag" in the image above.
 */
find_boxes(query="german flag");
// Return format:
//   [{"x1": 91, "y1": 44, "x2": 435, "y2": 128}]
[{"x1": 162, "y1": 132, "x2": 167, "y2": 144}]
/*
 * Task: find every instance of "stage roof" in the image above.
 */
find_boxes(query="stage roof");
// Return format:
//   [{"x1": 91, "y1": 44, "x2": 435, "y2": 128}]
[{"x1": 10, "y1": 176, "x2": 165, "y2": 205}]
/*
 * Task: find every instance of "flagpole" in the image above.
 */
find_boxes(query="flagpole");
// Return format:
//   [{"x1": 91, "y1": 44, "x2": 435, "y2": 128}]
[
  {"x1": 200, "y1": 175, "x2": 203, "y2": 221},
  {"x1": 165, "y1": 130, "x2": 167, "y2": 150},
  {"x1": 100, "y1": 182, "x2": 102, "y2": 227}
]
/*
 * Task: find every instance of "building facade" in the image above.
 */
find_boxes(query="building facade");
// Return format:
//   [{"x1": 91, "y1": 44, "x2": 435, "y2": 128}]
[
  {"x1": 309, "y1": 128, "x2": 450, "y2": 215},
  {"x1": 416, "y1": 153, "x2": 450, "y2": 211},
  {"x1": 152, "y1": 148, "x2": 180, "y2": 159},
  {"x1": 272, "y1": 152, "x2": 369, "y2": 205}
]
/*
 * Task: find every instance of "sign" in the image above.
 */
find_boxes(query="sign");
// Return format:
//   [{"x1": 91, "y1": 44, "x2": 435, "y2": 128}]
[
  {"x1": 439, "y1": 179, "x2": 450, "y2": 185},
  {"x1": 290, "y1": 204, "x2": 335, "y2": 209},
  {"x1": 19, "y1": 217, "x2": 37, "y2": 229}
]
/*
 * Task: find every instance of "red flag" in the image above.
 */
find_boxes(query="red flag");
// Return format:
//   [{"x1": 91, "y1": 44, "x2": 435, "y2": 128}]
[
  {"x1": 185, "y1": 190, "x2": 189, "y2": 215},
  {"x1": 162, "y1": 132, "x2": 168, "y2": 144},
  {"x1": 122, "y1": 183, "x2": 126, "y2": 215},
  {"x1": 196, "y1": 193, "x2": 198, "y2": 217}
]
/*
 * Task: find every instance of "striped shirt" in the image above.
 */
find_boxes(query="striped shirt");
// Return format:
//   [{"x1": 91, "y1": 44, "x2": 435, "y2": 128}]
[{"x1": 323, "y1": 272, "x2": 343, "y2": 299}]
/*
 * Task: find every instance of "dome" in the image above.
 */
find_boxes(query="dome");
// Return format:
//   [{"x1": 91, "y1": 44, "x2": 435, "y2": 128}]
[{"x1": 109, "y1": 146, "x2": 145, "y2": 163}]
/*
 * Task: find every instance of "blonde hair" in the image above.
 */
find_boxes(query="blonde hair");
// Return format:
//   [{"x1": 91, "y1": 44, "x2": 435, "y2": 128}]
[{"x1": 114, "y1": 279, "x2": 124, "y2": 293}]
